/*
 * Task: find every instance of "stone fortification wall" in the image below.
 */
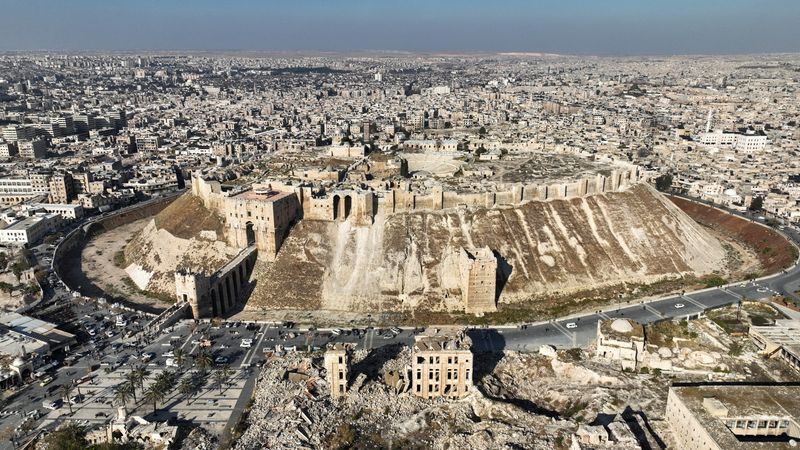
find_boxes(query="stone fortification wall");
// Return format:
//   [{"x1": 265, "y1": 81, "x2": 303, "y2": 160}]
[
  {"x1": 374, "y1": 165, "x2": 640, "y2": 216},
  {"x1": 190, "y1": 165, "x2": 639, "y2": 259},
  {"x1": 190, "y1": 175, "x2": 299, "y2": 260}
]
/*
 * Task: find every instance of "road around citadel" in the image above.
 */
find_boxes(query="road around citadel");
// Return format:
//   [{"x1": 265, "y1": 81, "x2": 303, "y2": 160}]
[
  {"x1": 2, "y1": 190, "x2": 799, "y2": 449},
  {"x1": 50, "y1": 189, "x2": 800, "y2": 351}
]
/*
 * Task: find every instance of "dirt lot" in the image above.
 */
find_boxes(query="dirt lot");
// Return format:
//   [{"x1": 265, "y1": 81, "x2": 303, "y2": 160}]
[
  {"x1": 72, "y1": 218, "x2": 170, "y2": 311},
  {"x1": 669, "y1": 196, "x2": 797, "y2": 274}
]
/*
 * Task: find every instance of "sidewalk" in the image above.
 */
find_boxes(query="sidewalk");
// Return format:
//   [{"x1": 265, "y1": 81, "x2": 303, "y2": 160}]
[{"x1": 770, "y1": 302, "x2": 800, "y2": 321}]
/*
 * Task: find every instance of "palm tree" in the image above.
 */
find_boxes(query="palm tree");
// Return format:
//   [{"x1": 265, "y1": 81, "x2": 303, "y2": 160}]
[
  {"x1": 173, "y1": 348, "x2": 186, "y2": 370},
  {"x1": 113, "y1": 382, "x2": 134, "y2": 407},
  {"x1": 60, "y1": 383, "x2": 74, "y2": 414},
  {"x1": 178, "y1": 378, "x2": 195, "y2": 405},
  {"x1": 143, "y1": 383, "x2": 165, "y2": 414},
  {"x1": 194, "y1": 350, "x2": 212, "y2": 374},
  {"x1": 153, "y1": 370, "x2": 177, "y2": 398},
  {"x1": 126, "y1": 366, "x2": 147, "y2": 400},
  {"x1": 212, "y1": 365, "x2": 233, "y2": 395}
]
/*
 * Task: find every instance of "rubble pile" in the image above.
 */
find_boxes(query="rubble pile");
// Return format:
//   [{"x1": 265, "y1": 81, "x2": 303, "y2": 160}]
[
  {"x1": 234, "y1": 347, "x2": 669, "y2": 449},
  {"x1": 178, "y1": 427, "x2": 218, "y2": 450}
]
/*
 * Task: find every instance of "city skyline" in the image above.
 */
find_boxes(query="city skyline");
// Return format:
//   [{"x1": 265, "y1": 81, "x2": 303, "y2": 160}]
[{"x1": 1, "y1": 0, "x2": 800, "y2": 55}]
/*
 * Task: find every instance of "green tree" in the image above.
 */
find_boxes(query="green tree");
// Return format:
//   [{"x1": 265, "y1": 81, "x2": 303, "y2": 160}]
[
  {"x1": 478, "y1": 126, "x2": 487, "y2": 136},
  {"x1": 0, "y1": 281, "x2": 13, "y2": 294},
  {"x1": 173, "y1": 348, "x2": 186, "y2": 370},
  {"x1": 143, "y1": 383, "x2": 165, "y2": 414},
  {"x1": 10, "y1": 262, "x2": 24, "y2": 280},
  {"x1": 213, "y1": 365, "x2": 233, "y2": 395},
  {"x1": 194, "y1": 350, "x2": 213, "y2": 373},
  {"x1": 125, "y1": 367, "x2": 147, "y2": 401},
  {"x1": 114, "y1": 382, "x2": 134, "y2": 407},
  {"x1": 179, "y1": 377, "x2": 195, "y2": 405},
  {"x1": 655, "y1": 173, "x2": 673, "y2": 192},
  {"x1": 60, "y1": 383, "x2": 75, "y2": 415},
  {"x1": 0, "y1": 252, "x2": 7, "y2": 271},
  {"x1": 41, "y1": 423, "x2": 88, "y2": 450},
  {"x1": 749, "y1": 196, "x2": 764, "y2": 211},
  {"x1": 153, "y1": 370, "x2": 177, "y2": 395}
]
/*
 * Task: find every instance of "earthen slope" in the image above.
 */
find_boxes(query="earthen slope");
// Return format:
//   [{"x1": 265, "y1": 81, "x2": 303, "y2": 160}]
[{"x1": 249, "y1": 183, "x2": 725, "y2": 312}]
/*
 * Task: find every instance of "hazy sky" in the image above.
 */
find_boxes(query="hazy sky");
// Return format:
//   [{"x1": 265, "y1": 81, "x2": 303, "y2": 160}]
[{"x1": 2, "y1": 0, "x2": 799, "y2": 55}]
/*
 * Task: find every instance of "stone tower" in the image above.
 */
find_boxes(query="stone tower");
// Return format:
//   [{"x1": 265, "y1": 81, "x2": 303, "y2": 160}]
[
  {"x1": 174, "y1": 270, "x2": 210, "y2": 319},
  {"x1": 459, "y1": 247, "x2": 498, "y2": 315},
  {"x1": 324, "y1": 344, "x2": 349, "y2": 399}
]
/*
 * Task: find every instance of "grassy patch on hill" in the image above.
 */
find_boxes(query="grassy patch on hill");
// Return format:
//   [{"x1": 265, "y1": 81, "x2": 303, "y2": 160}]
[{"x1": 153, "y1": 193, "x2": 224, "y2": 239}]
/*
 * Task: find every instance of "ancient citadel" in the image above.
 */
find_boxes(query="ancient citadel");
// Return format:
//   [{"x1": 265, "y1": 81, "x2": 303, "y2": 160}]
[{"x1": 175, "y1": 164, "x2": 648, "y2": 318}]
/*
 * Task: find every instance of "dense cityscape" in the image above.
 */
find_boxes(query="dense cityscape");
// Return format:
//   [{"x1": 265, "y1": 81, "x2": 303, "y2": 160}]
[{"x1": 0, "y1": 8, "x2": 799, "y2": 450}]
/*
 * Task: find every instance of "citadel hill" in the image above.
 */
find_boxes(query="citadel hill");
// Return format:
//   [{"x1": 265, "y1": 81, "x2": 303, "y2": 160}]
[{"x1": 175, "y1": 158, "x2": 642, "y2": 319}]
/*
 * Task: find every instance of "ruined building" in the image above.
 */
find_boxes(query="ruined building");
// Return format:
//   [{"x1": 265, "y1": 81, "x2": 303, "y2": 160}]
[
  {"x1": 324, "y1": 344, "x2": 349, "y2": 399},
  {"x1": 595, "y1": 319, "x2": 645, "y2": 371},
  {"x1": 459, "y1": 247, "x2": 498, "y2": 315},
  {"x1": 412, "y1": 331, "x2": 473, "y2": 399},
  {"x1": 666, "y1": 383, "x2": 800, "y2": 450}
]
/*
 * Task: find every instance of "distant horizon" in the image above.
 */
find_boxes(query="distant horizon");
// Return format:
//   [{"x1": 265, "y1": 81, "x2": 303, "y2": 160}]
[
  {"x1": 2, "y1": 1, "x2": 799, "y2": 55},
  {"x1": 2, "y1": 48, "x2": 800, "y2": 58}
]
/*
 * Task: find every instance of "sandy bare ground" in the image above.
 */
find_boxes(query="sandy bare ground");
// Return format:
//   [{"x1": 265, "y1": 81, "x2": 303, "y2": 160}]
[
  {"x1": 73, "y1": 218, "x2": 171, "y2": 311},
  {"x1": 232, "y1": 225, "x2": 765, "y2": 327},
  {"x1": 0, "y1": 271, "x2": 27, "y2": 310}
]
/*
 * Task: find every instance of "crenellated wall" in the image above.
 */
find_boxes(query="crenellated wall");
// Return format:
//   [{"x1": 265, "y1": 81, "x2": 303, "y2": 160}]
[
  {"x1": 372, "y1": 164, "x2": 640, "y2": 215},
  {"x1": 190, "y1": 165, "x2": 640, "y2": 257}
]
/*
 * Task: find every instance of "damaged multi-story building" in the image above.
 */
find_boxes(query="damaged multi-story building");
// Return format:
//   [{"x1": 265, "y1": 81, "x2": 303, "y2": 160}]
[{"x1": 411, "y1": 330, "x2": 473, "y2": 399}]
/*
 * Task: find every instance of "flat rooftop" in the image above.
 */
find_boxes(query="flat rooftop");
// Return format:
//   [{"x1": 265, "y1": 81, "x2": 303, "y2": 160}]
[
  {"x1": 4, "y1": 215, "x2": 47, "y2": 230},
  {"x1": 0, "y1": 312, "x2": 75, "y2": 348},
  {"x1": 672, "y1": 384, "x2": 800, "y2": 449},
  {"x1": 232, "y1": 190, "x2": 294, "y2": 203},
  {"x1": 751, "y1": 321, "x2": 800, "y2": 346}
]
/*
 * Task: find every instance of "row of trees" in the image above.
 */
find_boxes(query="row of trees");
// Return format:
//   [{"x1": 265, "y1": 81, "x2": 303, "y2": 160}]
[{"x1": 112, "y1": 349, "x2": 234, "y2": 415}]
